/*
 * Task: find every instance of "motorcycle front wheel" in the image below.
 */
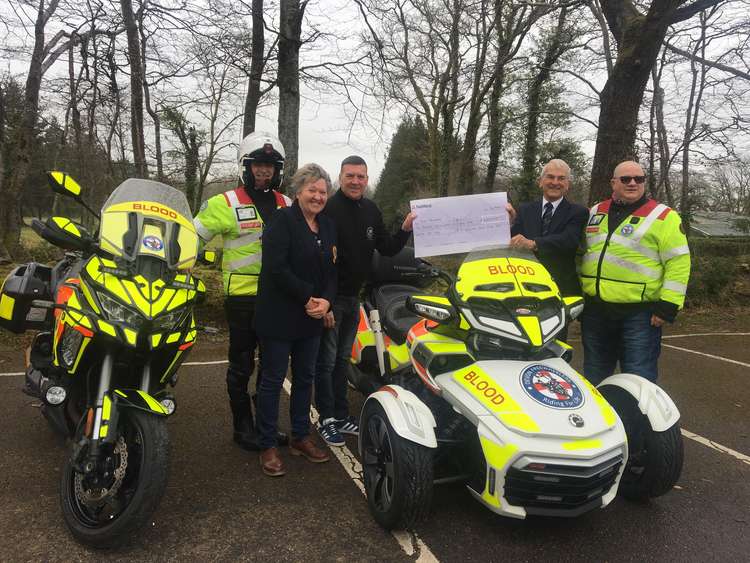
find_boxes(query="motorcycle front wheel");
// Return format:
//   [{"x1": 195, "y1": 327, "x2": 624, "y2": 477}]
[{"x1": 60, "y1": 410, "x2": 170, "y2": 548}]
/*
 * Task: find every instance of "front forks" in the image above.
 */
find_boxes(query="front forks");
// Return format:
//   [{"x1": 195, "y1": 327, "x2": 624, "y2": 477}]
[{"x1": 74, "y1": 354, "x2": 153, "y2": 476}]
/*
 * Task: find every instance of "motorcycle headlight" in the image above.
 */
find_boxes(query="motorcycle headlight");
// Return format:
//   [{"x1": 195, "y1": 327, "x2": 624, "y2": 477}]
[
  {"x1": 97, "y1": 292, "x2": 144, "y2": 328},
  {"x1": 152, "y1": 308, "x2": 186, "y2": 332}
]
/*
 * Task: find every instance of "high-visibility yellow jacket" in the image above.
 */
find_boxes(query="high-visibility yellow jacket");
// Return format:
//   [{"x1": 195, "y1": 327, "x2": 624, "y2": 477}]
[
  {"x1": 193, "y1": 186, "x2": 291, "y2": 297},
  {"x1": 580, "y1": 198, "x2": 691, "y2": 309}
]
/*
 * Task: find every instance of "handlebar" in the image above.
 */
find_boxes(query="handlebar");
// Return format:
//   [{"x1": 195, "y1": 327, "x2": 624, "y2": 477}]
[{"x1": 392, "y1": 264, "x2": 454, "y2": 285}]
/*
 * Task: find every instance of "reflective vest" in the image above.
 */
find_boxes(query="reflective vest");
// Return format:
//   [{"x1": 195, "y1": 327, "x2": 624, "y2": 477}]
[
  {"x1": 580, "y1": 199, "x2": 691, "y2": 308},
  {"x1": 193, "y1": 187, "x2": 291, "y2": 296}
]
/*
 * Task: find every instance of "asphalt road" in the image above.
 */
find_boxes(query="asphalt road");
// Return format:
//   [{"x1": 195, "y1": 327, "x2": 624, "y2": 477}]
[{"x1": 0, "y1": 327, "x2": 748, "y2": 562}]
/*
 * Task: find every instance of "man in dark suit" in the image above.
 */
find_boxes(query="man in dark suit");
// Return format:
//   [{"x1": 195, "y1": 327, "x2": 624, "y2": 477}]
[{"x1": 508, "y1": 159, "x2": 588, "y2": 340}]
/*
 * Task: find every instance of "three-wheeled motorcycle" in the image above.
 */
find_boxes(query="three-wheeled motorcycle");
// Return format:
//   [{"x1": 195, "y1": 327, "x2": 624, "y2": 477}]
[
  {"x1": 349, "y1": 248, "x2": 684, "y2": 529},
  {"x1": 0, "y1": 172, "x2": 210, "y2": 547}
]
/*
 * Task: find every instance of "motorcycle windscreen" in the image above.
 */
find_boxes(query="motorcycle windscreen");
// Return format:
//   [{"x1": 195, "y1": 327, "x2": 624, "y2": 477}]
[{"x1": 98, "y1": 179, "x2": 199, "y2": 270}]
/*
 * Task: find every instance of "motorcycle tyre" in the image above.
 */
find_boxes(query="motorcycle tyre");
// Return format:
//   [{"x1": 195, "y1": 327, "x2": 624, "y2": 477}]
[
  {"x1": 361, "y1": 400, "x2": 433, "y2": 530},
  {"x1": 60, "y1": 410, "x2": 170, "y2": 549},
  {"x1": 605, "y1": 387, "x2": 684, "y2": 501}
]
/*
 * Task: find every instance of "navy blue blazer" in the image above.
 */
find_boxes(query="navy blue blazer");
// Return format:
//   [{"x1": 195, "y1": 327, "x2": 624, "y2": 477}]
[
  {"x1": 511, "y1": 197, "x2": 588, "y2": 296},
  {"x1": 254, "y1": 201, "x2": 337, "y2": 340}
]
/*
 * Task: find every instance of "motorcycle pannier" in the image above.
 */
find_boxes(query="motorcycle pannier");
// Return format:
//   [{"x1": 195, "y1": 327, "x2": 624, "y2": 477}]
[{"x1": 0, "y1": 263, "x2": 53, "y2": 333}]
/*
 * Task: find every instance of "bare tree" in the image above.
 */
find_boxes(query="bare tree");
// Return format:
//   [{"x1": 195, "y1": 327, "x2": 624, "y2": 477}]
[
  {"x1": 0, "y1": 0, "x2": 119, "y2": 262},
  {"x1": 120, "y1": 0, "x2": 147, "y2": 178},
  {"x1": 589, "y1": 0, "x2": 725, "y2": 204},
  {"x1": 277, "y1": 0, "x2": 307, "y2": 182}
]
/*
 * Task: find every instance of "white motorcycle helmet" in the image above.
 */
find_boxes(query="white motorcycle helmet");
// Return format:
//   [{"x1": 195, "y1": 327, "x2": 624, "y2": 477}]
[{"x1": 237, "y1": 131, "x2": 286, "y2": 190}]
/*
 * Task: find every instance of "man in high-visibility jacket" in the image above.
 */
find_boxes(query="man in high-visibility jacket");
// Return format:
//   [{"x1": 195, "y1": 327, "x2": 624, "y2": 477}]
[
  {"x1": 193, "y1": 132, "x2": 292, "y2": 451},
  {"x1": 580, "y1": 160, "x2": 691, "y2": 384}
]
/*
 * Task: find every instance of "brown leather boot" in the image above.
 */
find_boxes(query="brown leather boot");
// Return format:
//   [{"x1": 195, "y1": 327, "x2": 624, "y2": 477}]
[
  {"x1": 289, "y1": 436, "x2": 330, "y2": 463},
  {"x1": 259, "y1": 448, "x2": 286, "y2": 477}
]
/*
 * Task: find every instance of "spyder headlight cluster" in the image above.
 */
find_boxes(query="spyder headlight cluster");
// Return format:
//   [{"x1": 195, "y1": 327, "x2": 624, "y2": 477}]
[{"x1": 98, "y1": 292, "x2": 144, "y2": 328}]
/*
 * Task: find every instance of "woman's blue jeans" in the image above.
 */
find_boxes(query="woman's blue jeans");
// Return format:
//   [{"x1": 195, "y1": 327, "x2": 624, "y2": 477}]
[{"x1": 256, "y1": 335, "x2": 320, "y2": 449}]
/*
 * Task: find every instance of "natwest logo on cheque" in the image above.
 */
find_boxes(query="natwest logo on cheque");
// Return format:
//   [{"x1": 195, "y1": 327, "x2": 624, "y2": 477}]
[
  {"x1": 462, "y1": 370, "x2": 505, "y2": 406},
  {"x1": 132, "y1": 203, "x2": 178, "y2": 219}
]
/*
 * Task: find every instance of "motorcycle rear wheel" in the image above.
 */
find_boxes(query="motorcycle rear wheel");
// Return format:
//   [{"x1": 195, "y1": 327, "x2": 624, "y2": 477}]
[{"x1": 60, "y1": 410, "x2": 170, "y2": 548}]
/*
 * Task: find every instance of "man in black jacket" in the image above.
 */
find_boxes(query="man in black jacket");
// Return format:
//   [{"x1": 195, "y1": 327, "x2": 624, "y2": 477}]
[
  {"x1": 315, "y1": 155, "x2": 415, "y2": 446},
  {"x1": 508, "y1": 159, "x2": 588, "y2": 341}
]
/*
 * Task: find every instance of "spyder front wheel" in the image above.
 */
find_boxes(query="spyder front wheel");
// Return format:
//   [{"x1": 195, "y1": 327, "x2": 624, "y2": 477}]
[{"x1": 361, "y1": 400, "x2": 433, "y2": 530}]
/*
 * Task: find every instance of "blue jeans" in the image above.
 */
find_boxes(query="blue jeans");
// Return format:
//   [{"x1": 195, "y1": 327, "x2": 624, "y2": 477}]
[
  {"x1": 314, "y1": 295, "x2": 360, "y2": 422},
  {"x1": 256, "y1": 335, "x2": 320, "y2": 449},
  {"x1": 581, "y1": 309, "x2": 662, "y2": 385}
]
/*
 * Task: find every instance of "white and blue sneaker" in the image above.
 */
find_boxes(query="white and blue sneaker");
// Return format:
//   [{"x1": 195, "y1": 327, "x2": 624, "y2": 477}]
[
  {"x1": 318, "y1": 418, "x2": 345, "y2": 447},
  {"x1": 334, "y1": 416, "x2": 359, "y2": 436}
]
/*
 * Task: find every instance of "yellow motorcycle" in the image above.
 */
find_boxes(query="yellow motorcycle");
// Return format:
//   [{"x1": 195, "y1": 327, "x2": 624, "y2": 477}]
[{"x1": 0, "y1": 172, "x2": 210, "y2": 547}]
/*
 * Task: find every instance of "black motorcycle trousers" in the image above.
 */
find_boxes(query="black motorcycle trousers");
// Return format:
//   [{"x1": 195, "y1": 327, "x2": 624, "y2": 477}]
[{"x1": 225, "y1": 298, "x2": 262, "y2": 403}]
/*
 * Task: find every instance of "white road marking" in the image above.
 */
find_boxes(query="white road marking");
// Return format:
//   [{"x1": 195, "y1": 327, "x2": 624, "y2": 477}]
[
  {"x1": 682, "y1": 429, "x2": 750, "y2": 467},
  {"x1": 664, "y1": 332, "x2": 750, "y2": 339},
  {"x1": 4, "y1": 356, "x2": 749, "y2": 481},
  {"x1": 662, "y1": 343, "x2": 750, "y2": 368},
  {"x1": 280, "y1": 377, "x2": 440, "y2": 563}
]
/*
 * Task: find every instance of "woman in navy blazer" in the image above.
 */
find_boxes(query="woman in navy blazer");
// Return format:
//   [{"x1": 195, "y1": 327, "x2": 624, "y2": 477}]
[{"x1": 254, "y1": 163, "x2": 337, "y2": 476}]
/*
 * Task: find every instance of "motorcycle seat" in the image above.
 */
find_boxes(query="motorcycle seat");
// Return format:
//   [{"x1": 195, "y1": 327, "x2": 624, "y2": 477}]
[{"x1": 373, "y1": 284, "x2": 423, "y2": 345}]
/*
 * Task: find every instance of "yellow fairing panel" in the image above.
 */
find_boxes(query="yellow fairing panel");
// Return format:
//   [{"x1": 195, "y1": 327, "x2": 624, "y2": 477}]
[
  {"x1": 455, "y1": 257, "x2": 559, "y2": 301},
  {"x1": 479, "y1": 436, "x2": 518, "y2": 507},
  {"x1": 453, "y1": 364, "x2": 540, "y2": 433}
]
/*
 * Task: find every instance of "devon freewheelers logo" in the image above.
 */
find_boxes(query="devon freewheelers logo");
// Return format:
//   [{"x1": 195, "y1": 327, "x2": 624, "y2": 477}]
[{"x1": 520, "y1": 364, "x2": 584, "y2": 409}]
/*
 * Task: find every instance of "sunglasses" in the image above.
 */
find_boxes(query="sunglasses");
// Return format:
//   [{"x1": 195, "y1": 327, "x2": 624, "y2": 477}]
[{"x1": 615, "y1": 175, "x2": 646, "y2": 184}]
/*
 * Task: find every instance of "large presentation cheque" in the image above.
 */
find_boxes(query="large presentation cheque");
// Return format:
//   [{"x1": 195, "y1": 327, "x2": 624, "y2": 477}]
[{"x1": 410, "y1": 192, "x2": 510, "y2": 258}]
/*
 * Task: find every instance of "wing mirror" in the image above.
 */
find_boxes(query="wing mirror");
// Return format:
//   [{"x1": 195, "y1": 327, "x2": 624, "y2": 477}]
[
  {"x1": 47, "y1": 171, "x2": 83, "y2": 200},
  {"x1": 46, "y1": 171, "x2": 100, "y2": 219},
  {"x1": 563, "y1": 295, "x2": 584, "y2": 320},
  {"x1": 405, "y1": 296, "x2": 457, "y2": 324}
]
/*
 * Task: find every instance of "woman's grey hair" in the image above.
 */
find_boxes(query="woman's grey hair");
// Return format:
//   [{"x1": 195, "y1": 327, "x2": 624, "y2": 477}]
[{"x1": 290, "y1": 163, "x2": 333, "y2": 196}]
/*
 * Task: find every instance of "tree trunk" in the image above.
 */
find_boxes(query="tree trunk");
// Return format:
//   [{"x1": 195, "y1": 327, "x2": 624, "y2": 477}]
[
  {"x1": 139, "y1": 20, "x2": 164, "y2": 182},
  {"x1": 278, "y1": 0, "x2": 306, "y2": 184},
  {"x1": 121, "y1": 0, "x2": 148, "y2": 178},
  {"x1": 243, "y1": 0, "x2": 265, "y2": 136},
  {"x1": 517, "y1": 8, "x2": 569, "y2": 204},
  {"x1": 590, "y1": 0, "x2": 723, "y2": 204}
]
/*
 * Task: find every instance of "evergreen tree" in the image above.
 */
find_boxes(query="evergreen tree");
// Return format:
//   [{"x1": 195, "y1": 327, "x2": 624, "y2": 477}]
[{"x1": 373, "y1": 117, "x2": 429, "y2": 229}]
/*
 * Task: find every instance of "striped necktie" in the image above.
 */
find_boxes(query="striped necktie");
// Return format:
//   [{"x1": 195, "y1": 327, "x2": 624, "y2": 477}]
[{"x1": 541, "y1": 202, "x2": 554, "y2": 236}]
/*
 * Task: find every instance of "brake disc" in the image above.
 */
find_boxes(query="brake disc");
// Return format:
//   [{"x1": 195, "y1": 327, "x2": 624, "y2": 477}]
[{"x1": 74, "y1": 436, "x2": 129, "y2": 505}]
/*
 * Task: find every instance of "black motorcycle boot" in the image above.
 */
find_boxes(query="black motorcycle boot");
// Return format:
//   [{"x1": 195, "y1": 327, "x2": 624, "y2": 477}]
[
  {"x1": 230, "y1": 399, "x2": 261, "y2": 451},
  {"x1": 251, "y1": 392, "x2": 289, "y2": 446}
]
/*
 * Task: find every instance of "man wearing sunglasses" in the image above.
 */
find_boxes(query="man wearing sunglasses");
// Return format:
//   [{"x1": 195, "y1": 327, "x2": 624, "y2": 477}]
[
  {"x1": 579, "y1": 160, "x2": 691, "y2": 384},
  {"x1": 507, "y1": 159, "x2": 588, "y2": 341}
]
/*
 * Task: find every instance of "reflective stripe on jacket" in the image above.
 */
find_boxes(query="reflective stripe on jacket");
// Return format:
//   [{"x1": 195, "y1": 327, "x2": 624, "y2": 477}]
[
  {"x1": 193, "y1": 187, "x2": 291, "y2": 296},
  {"x1": 580, "y1": 198, "x2": 691, "y2": 308}
]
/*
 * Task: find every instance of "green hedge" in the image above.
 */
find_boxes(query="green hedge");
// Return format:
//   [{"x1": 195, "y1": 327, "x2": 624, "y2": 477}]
[{"x1": 689, "y1": 237, "x2": 750, "y2": 257}]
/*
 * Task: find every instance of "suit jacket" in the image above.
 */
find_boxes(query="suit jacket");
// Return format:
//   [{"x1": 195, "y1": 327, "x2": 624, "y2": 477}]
[
  {"x1": 254, "y1": 201, "x2": 337, "y2": 340},
  {"x1": 511, "y1": 197, "x2": 588, "y2": 296}
]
